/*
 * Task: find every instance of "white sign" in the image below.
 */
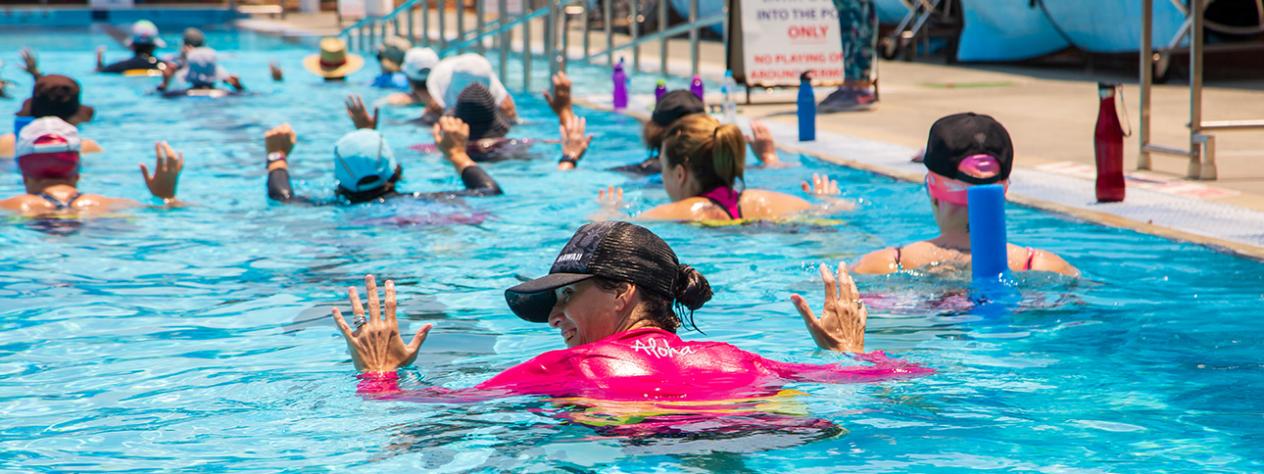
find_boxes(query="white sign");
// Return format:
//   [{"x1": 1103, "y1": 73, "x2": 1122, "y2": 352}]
[
  {"x1": 739, "y1": 0, "x2": 844, "y2": 87},
  {"x1": 338, "y1": 0, "x2": 365, "y2": 20}
]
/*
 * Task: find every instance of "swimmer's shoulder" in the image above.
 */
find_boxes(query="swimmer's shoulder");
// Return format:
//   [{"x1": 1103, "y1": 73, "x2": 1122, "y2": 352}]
[
  {"x1": 738, "y1": 189, "x2": 811, "y2": 219},
  {"x1": 0, "y1": 133, "x2": 14, "y2": 159},
  {"x1": 638, "y1": 198, "x2": 730, "y2": 222},
  {"x1": 852, "y1": 246, "x2": 901, "y2": 275},
  {"x1": 1030, "y1": 248, "x2": 1080, "y2": 277}
]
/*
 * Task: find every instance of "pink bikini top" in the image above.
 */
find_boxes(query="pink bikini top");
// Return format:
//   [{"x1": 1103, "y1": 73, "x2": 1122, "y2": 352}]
[{"x1": 698, "y1": 186, "x2": 742, "y2": 219}]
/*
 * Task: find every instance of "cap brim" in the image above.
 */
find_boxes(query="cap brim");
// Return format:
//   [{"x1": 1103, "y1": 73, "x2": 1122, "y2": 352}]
[{"x1": 504, "y1": 273, "x2": 593, "y2": 323}]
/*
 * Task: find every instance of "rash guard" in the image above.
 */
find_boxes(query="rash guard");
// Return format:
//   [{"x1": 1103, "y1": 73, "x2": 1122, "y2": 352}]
[{"x1": 356, "y1": 327, "x2": 931, "y2": 403}]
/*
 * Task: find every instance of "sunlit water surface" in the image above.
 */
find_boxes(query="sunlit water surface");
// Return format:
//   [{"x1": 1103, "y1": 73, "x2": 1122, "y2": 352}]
[{"x1": 1, "y1": 27, "x2": 1262, "y2": 472}]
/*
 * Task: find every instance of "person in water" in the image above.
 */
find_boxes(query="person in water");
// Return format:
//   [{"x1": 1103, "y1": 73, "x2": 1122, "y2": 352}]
[
  {"x1": 263, "y1": 116, "x2": 501, "y2": 205},
  {"x1": 156, "y1": 47, "x2": 244, "y2": 96},
  {"x1": 0, "y1": 117, "x2": 183, "y2": 216},
  {"x1": 370, "y1": 36, "x2": 412, "y2": 91},
  {"x1": 96, "y1": 20, "x2": 167, "y2": 74},
  {"x1": 595, "y1": 114, "x2": 847, "y2": 222},
  {"x1": 382, "y1": 47, "x2": 439, "y2": 108},
  {"x1": 164, "y1": 27, "x2": 206, "y2": 70},
  {"x1": 543, "y1": 73, "x2": 783, "y2": 174},
  {"x1": 2, "y1": 75, "x2": 103, "y2": 158},
  {"x1": 330, "y1": 221, "x2": 930, "y2": 404},
  {"x1": 425, "y1": 53, "x2": 519, "y2": 123},
  {"x1": 851, "y1": 112, "x2": 1079, "y2": 276},
  {"x1": 303, "y1": 37, "x2": 364, "y2": 82}
]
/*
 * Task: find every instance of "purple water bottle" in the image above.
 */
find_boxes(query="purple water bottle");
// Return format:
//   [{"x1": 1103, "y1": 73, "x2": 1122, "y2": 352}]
[
  {"x1": 690, "y1": 75, "x2": 704, "y2": 101},
  {"x1": 655, "y1": 80, "x2": 667, "y2": 103},
  {"x1": 612, "y1": 58, "x2": 628, "y2": 111}
]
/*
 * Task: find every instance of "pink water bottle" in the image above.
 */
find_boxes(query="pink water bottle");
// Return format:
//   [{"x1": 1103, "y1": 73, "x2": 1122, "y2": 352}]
[
  {"x1": 1094, "y1": 82, "x2": 1125, "y2": 203},
  {"x1": 690, "y1": 75, "x2": 704, "y2": 101},
  {"x1": 612, "y1": 58, "x2": 628, "y2": 110}
]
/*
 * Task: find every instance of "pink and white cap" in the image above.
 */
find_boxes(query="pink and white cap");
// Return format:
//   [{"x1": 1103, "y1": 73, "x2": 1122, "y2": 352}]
[{"x1": 16, "y1": 117, "x2": 81, "y2": 157}]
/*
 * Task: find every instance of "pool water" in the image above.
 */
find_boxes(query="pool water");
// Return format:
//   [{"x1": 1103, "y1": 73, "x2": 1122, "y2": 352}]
[{"x1": 2, "y1": 27, "x2": 1263, "y2": 471}]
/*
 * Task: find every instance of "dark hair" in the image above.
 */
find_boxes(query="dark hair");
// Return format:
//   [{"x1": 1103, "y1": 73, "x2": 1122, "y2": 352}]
[
  {"x1": 134, "y1": 44, "x2": 157, "y2": 56},
  {"x1": 592, "y1": 264, "x2": 712, "y2": 333},
  {"x1": 334, "y1": 165, "x2": 403, "y2": 203},
  {"x1": 662, "y1": 114, "x2": 745, "y2": 191}
]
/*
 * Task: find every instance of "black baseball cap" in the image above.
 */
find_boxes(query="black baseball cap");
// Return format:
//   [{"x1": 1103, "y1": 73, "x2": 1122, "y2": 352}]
[
  {"x1": 651, "y1": 90, "x2": 704, "y2": 127},
  {"x1": 505, "y1": 221, "x2": 682, "y2": 323},
  {"x1": 923, "y1": 112, "x2": 1013, "y2": 185}
]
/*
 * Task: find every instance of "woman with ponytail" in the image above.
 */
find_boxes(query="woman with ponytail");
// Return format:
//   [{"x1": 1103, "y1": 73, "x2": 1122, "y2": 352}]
[
  {"x1": 598, "y1": 114, "x2": 845, "y2": 222},
  {"x1": 327, "y1": 222, "x2": 929, "y2": 406}
]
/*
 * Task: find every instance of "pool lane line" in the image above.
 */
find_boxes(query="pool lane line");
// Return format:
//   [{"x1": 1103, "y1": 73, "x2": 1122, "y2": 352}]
[{"x1": 573, "y1": 93, "x2": 1264, "y2": 262}]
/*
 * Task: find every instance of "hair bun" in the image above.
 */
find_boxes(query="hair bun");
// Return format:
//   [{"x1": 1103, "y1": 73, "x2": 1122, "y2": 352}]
[{"x1": 673, "y1": 264, "x2": 713, "y2": 311}]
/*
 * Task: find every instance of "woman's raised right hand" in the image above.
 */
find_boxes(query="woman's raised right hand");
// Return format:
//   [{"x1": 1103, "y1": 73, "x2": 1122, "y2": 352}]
[{"x1": 331, "y1": 275, "x2": 432, "y2": 373}]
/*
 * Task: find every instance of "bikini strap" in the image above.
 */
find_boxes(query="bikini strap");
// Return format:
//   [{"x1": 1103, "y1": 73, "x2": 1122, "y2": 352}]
[
  {"x1": 893, "y1": 246, "x2": 903, "y2": 271},
  {"x1": 1024, "y1": 247, "x2": 1037, "y2": 271},
  {"x1": 37, "y1": 192, "x2": 68, "y2": 210}
]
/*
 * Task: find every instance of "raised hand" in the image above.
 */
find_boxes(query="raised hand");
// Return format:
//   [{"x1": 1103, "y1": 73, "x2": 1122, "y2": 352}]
[
  {"x1": 801, "y1": 173, "x2": 840, "y2": 196},
  {"x1": 432, "y1": 115, "x2": 470, "y2": 157},
  {"x1": 597, "y1": 185, "x2": 624, "y2": 208},
  {"x1": 543, "y1": 71, "x2": 574, "y2": 123},
  {"x1": 344, "y1": 94, "x2": 378, "y2": 130},
  {"x1": 140, "y1": 141, "x2": 184, "y2": 202},
  {"x1": 269, "y1": 62, "x2": 284, "y2": 82},
  {"x1": 20, "y1": 48, "x2": 40, "y2": 79},
  {"x1": 790, "y1": 262, "x2": 867, "y2": 353},
  {"x1": 331, "y1": 275, "x2": 432, "y2": 373},
  {"x1": 558, "y1": 115, "x2": 593, "y2": 170},
  {"x1": 745, "y1": 120, "x2": 784, "y2": 167},
  {"x1": 264, "y1": 123, "x2": 297, "y2": 157}
]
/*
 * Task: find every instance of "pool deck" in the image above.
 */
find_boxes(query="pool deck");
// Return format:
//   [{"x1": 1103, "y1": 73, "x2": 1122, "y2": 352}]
[{"x1": 238, "y1": 11, "x2": 1264, "y2": 260}]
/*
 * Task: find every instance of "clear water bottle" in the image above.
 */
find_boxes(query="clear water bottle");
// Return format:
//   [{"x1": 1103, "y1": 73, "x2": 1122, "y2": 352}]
[{"x1": 720, "y1": 70, "x2": 737, "y2": 124}]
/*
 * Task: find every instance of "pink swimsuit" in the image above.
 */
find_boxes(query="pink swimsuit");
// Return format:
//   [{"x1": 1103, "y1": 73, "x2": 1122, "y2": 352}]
[{"x1": 357, "y1": 327, "x2": 931, "y2": 403}]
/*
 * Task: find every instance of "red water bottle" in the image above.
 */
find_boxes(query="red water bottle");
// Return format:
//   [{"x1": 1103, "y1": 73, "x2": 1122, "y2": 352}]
[{"x1": 1094, "y1": 82, "x2": 1125, "y2": 202}]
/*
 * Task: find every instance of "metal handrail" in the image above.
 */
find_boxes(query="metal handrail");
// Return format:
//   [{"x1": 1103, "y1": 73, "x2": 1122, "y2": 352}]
[
  {"x1": 585, "y1": 13, "x2": 724, "y2": 64},
  {"x1": 336, "y1": 0, "x2": 726, "y2": 93}
]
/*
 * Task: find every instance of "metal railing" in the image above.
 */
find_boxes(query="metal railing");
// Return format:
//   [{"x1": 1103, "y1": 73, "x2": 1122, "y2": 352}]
[
  {"x1": 337, "y1": 0, "x2": 723, "y2": 92},
  {"x1": 1139, "y1": 0, "x2": 1264, "y2": 180}
]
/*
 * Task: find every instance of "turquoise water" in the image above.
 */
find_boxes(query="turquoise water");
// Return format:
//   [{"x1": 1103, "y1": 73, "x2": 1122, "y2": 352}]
[{"x1": 2, "y1": 27, "x2": 1264, "y2": 471}]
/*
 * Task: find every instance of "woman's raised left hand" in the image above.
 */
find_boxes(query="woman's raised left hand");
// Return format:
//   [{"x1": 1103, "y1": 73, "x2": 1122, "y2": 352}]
[
  {"x1": 790, "y1": 262, "x2": 867, "y2": 353},
  {"x1": 331, "y1": 275, "x2": 432, "y2": 373}
]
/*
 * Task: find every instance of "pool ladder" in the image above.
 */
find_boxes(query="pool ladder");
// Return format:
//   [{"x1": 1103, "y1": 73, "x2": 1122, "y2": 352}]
[{"x1": 338, "y1": 0, "x2": 726, "y2": 93}]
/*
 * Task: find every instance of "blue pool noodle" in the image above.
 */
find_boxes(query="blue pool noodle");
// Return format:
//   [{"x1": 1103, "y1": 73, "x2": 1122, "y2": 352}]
[{"x1": 968, "y1": 184, "x2": 1009, "y2": 281}]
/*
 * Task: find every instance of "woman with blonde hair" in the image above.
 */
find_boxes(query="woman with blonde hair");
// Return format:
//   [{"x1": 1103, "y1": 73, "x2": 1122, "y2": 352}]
[{"x1": 598, "y1": 114, "x2": 842, "y2": 222}]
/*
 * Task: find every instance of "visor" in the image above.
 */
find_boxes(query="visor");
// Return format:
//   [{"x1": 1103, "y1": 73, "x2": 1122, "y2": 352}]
[{"x1": 504, "y1": 273, "x2": 594, "y2": 323}]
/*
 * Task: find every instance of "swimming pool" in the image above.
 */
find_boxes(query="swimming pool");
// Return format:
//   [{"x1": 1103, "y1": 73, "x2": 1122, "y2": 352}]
[{"x1": 2, "y1": 26, "x2": 1263, "y2": 471}]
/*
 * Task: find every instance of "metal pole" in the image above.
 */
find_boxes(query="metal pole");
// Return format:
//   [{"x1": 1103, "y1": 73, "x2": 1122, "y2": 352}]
[
  {"x1": 1190, "y1": 0, "x2": 1209, "y2": 179},
  {"x1": 456, "y1": 0, "x2": 465, "y2": 53},
  {"x1": 393, "y1": 15, "x2": 401, "y2": 38},
  {"x1": 659, "y1": 0, "x2": 667, "y2": 76},
  {"x1": 722, "y1": 0, "x2": 730, "y2": 72},
  {"x1": 630, "y1": 0, "x2": 640, "y2": 71},
  {"x1": 499, "y1": 0, "x2": 509, "y2": 86},
  {"x1": 422, "y1": 0, "x2": 431, "y2": 46},
  {"x1": 438, "y1": 0, "x2": 447, "y2": 49},
  {"x1": 604, "y1": 0, "x2": 614, "y2": 65},
  {"x1": 690, "y1": 0, "x2": 699, "y2": 77},
  {"x1": 476, "y1": 0, "x2": 486, "y2": 54},
  {"x1": 524, "y1": 4, "x2": 533, "y2": 91},
  {"x1": 583, "y1": 1, "x2": 591, "y2": 61},
  {"x1": 560, "y1": 4, "x2": 570, "y2": 73},
  {"x1": 1138, "y1": 0, "x2": 1153, "y2": 170},
  {"x1": 408, "y1": 3, "x2": 416, "y2": 45},
  {"x1": 547, "y1": 3, "x2": 558, "y2": 80}
]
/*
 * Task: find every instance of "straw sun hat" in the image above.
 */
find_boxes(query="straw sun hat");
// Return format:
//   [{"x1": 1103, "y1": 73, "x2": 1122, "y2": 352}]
[{"x1": 303, "y1": 37, "x2": 364, "y2": 79}]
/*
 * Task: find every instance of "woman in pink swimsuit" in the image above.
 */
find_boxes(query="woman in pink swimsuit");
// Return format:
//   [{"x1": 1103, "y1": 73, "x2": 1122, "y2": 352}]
[{"x1": 330, "y1": 222, "x2": 930, "y2": 408}]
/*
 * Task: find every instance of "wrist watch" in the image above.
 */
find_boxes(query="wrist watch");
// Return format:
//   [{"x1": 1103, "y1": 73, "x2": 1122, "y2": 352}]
[
  {"x1": 267, "y1": 151, "x2": 287, "y2": 164},
  {"x1": 558, "y1": 153, "x2": 580, "y2": 167}
]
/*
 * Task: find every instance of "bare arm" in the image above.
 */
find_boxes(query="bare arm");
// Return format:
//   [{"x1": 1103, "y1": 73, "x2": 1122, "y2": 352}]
[
  {"x1": 543, "y1": 71, "x2": 575, "y2": 126},
  {"x1": 850, "y1": 248, "x2": 900, "y2": 275}
]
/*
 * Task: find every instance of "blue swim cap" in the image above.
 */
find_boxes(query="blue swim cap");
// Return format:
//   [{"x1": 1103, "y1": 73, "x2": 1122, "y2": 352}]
[{"x1": 333, "y1": 129, "x2": 398, "y2": 193}]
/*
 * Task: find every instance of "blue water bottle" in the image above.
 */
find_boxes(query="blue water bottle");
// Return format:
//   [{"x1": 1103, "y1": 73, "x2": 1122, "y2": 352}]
[
  {"x1": 612, "y1": 57, "x2": 628, "y2": 111},
  {"x1": 797, "y1": 72, "x2": 816, "y2": 142},
  {"x1": 967, "y1": 184, "x2": 1009, "y2": 282}
]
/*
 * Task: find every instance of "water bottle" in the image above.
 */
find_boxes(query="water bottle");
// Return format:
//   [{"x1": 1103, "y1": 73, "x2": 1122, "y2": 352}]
[
  {"x1": 654, "y1": 80, "x2": 667, "y2": 103},
  {"x1": 612, "y1": 57, "x2": 628, "y2": 111},
  {"x1": 797, "y1": 72, "x2": 815, "y2": 142},
  {"x1": 1094, "y1": 82, "x2": 1125, "y2": 203},
  {"x1": 720, "y1": 70, "x2": 738, "y2": 124},
  {"x1": 690, "y1": 75, "x2": 704, "y2": 101}
]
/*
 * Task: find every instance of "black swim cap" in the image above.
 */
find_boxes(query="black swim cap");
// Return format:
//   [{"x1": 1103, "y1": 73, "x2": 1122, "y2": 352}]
[{"x1": 651, "y1": 90, "x2": 705, "y2": 127}]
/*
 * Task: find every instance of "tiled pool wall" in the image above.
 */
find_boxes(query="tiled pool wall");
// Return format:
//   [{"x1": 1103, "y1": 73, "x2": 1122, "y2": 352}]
[{"x1": 0, "y1": 6, "x2": 243, "y2": 27}]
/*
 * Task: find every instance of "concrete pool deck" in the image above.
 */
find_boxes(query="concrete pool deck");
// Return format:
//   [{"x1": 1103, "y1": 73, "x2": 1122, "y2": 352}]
[{"x1": 238, "y1": 11, "x2": 1264, "y2": 259}]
